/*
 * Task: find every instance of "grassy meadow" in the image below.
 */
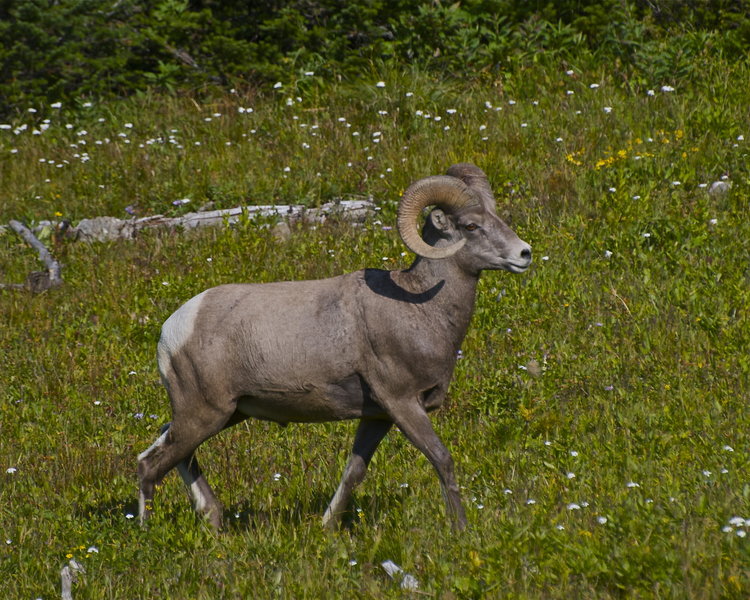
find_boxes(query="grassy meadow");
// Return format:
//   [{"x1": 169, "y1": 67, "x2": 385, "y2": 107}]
[{"x1": 1, "y1": 59, "x2": 750, "y2": 598}]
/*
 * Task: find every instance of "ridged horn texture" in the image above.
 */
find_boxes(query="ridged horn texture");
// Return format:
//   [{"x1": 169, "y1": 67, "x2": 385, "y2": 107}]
[
  {"x1": 445, "y1": 163, "x2": 496, "y2": 211},
  {"x1": 397, "y1": 175, "x2": 479, "y2": 259}
]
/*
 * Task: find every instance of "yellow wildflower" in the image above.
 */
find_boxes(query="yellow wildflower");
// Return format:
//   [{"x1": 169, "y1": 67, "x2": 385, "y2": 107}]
[{"x1": 565, "y1": 153, "x2": 583, "y2": 166}]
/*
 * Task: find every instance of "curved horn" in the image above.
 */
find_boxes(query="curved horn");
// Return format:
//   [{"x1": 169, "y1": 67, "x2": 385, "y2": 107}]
[
  {"x1": 446, "y1": 163, "x2": 496, "y2": 211},
  {"x1": 397, "y1": 175, "x2": 478, "y2": 259}
]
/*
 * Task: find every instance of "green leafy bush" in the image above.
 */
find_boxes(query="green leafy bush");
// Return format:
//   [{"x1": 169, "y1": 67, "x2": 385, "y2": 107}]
[{"x1": 2, "y1": 0, "x2": 750, "y2": 116}]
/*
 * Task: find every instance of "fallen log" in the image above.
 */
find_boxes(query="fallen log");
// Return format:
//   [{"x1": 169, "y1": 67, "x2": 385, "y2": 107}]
[
  {"x1": 1, "y1": 198, "x2": 375, "y2": 290},
  {"x1": 0, "y1": 220, "x2": 63, "y2": 293},
  {"x1": 70, "y1": 198, "x2": 375, "y2": 242}
]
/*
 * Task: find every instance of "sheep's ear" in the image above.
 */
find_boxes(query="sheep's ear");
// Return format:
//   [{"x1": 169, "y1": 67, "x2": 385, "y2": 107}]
[{"x1": 429, "y1": 209, "x2": 456, "y2": 238}]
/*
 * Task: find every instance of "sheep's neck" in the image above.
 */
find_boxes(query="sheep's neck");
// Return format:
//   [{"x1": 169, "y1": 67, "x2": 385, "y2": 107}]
[{"x1": 391, "y1": 256, "x2": 479, "y2": 340}]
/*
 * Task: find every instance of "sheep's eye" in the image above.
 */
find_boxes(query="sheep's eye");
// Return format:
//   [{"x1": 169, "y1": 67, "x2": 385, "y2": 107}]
[{"x1": 464, "y1": 223, "x2": 479, "y2": 232}]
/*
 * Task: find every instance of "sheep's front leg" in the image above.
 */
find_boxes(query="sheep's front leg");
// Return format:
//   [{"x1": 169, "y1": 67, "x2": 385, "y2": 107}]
[
  {"x1": 387, "y1": 400, "x2": 467, "y2": 531},
  {"x1": 323, "y1": 418, "x2": 392, "y2": 530}
]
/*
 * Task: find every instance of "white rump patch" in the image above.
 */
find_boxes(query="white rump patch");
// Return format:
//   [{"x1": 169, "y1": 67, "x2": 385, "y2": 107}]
[{"x1": 157, "y1": 289, "x2": 209, "y2": 376}]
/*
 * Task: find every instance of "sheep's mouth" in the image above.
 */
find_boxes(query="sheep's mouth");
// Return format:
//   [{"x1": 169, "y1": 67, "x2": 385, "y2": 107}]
[{"x1": 505, "y1": 261, "x2": 531, "y2": 273}]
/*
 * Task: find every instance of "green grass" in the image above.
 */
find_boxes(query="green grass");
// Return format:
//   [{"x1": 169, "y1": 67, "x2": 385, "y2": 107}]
[{"x1": 1, "y1": 59, "x2": 749, "y2": 598}]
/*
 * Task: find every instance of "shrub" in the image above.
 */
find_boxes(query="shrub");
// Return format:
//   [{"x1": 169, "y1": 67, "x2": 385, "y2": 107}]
[{"x1": 1, "y1": 0, "x2": 750, "y2": 116}]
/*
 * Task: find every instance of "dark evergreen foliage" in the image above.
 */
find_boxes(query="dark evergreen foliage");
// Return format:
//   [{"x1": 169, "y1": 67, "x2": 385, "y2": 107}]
[{"x1": 1, "y1": 0, "x2": 748, "y2": 116}]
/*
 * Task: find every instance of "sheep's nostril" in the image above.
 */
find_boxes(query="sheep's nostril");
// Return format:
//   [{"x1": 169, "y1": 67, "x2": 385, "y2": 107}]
[{"x1": 521, "y1": 248, "x2": 532, "y2": 261}]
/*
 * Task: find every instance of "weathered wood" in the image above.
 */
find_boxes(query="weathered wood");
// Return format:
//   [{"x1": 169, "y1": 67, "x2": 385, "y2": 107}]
[
  {"x1": 0, "y1": 199, "x2": 375, "y2": 291},
  {"x1": 61, "y1": 558, "x2": 85, "y2": 600},
  {"x1": 71, "y1": 198, "x2": 375, "y2": 242},
  {"x1": 1, "y1": 220, "x2": 63, "y2": 292}
]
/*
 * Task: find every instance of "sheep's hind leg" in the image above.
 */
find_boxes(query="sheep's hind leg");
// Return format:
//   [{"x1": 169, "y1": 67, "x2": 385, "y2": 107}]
[
  {"x1": 137, "y1": 413, "x2": 230, "y2": 529},
  {"x1": 323, "y1": 418, "x2": 392, "y2": 530},
  {"x1": 137, "y1": 423, "x2": 171, "y2": 524},
  {"x1": 173, "y1": 411, "x2": 251, "y2": 529},
  {"x1": 176, "y1": 452, "x2": 223, "y2": 530}
]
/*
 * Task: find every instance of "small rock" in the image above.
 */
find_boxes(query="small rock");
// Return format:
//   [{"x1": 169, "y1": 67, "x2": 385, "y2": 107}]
[
  {"x1": 272, "y1": 222, "x2": 292, "y2": 242},
  {"x1": 708, "y1": 181, "x2": 731, "y2": 198},
  {"x1": 381, "y1": 559, "x2": 419, "y2": 591}
]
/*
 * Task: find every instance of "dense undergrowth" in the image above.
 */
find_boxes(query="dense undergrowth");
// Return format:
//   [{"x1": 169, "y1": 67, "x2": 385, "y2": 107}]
[
  {"x1": 3, "y1": 0, "x2": 750, "y2": 117},
  {"x1": 1, "y1": 40, "x2": 749, "y2": 600}
]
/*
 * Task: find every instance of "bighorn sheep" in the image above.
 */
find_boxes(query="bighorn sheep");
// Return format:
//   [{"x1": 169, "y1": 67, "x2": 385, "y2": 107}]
[{"x1": 137, "y1": 163, "x2": 532, "y2": 531}]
